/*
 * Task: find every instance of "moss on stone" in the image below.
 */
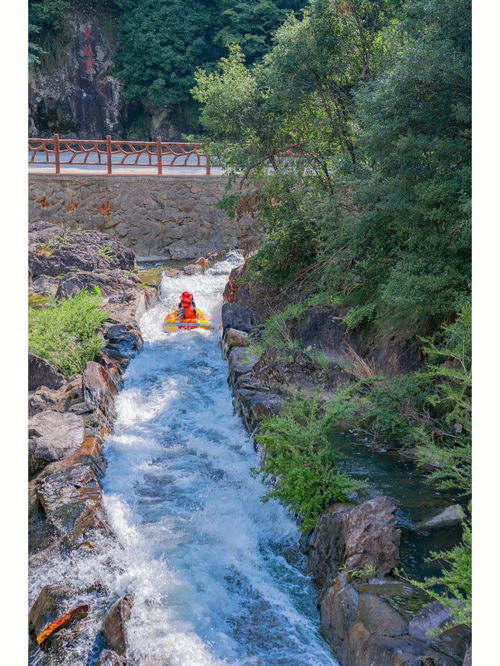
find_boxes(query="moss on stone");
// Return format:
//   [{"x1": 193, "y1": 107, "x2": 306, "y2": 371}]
[
  {"x1": 28, "y1": 292, "x2": 50, "y2": 309},
  {"x1": 138, "y1": 266, "x2": 165, "y2": 287}
]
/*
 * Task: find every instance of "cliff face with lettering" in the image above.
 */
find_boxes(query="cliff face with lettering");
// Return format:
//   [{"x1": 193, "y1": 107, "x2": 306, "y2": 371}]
[{"x1": 29, "y1": 12, "x2": 125, "y2": 139}]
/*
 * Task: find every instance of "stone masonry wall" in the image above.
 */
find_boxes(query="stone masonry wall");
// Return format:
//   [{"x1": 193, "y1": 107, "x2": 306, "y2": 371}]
[{"x1": 29, "y1": 174, "x2": 258, "y2": 260}]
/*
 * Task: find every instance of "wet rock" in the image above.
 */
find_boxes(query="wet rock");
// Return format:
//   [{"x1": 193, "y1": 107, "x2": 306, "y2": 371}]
[
  {"x1": 416, "y1": 505, "x2": 466, "y2": 531},
  {"x1": 82, "y1": 361, "x2": 118, "y2": 424},
  {"x1": 29, "y1": 353, "x2": 65, "y2": 392},
  {"x1": 223, "y1": 328, "x2": 250, "y2": 356},
  {"x1": 346, "y1": 631, "x2": 457, "y2": 666},
  {"x1": 36, "y1": 603, "x2": 89, "y2": 651},
  {"x1": 409, "y1": 602, "x2": 471, "y2": 662},
  {"x1": 102, "y1": 594, "x2": 134, "y2": 655},
  {"x1": 181, "y1": 262, "x2": 204, "y2": 275},
  {"x1": 409, "y1": 602, "x2": 457, "y2": 642},
  {"x1": 358, "y1": 594, "x2": 408, "y2": 637},
  {"x1": 320, "y1": 573, "x2": 359, "y2": 648},
  {"x1": 223, "y1": 264, "x2": 245, "y2": 303},
  {"x1": 103, "y1": 323, "x2": 143, "y2": 360},
  {"x1": 28, "y1": 585, "x2": 70, "y2": 641},
  {"x1": 97, "y1": 650, "x2": 125, "y2": 666},
  {"x1": 34, "y1": 461, "x2": 105, "y2": 545},
  {"x1": 195, "y1": 256, "x2": 211, "y2": 270},
  {"x1": 221, "y1": 303, "x2": 255, "y2": 334},
  {"x1": 308, "y1": 496, "x2": 401, "y2": 595},
  {"x1": 236, "y1": 388, "x2": 283, "y2": 433},
  {"x1": 227, "y1": 347, "x2": 259, "y2": 383},
  {"x1": 462, "y1": 646, "x2": 471, "y2": 666},
  {"x1": 165, "y1": 268, "x2": 181, "y2": 278},
  {"x1": 29, "y1": 410, "x2": 84, "y2": 478},
  {"x1": 29, "y1": 375, "x2": 83, "y2": 416},
  {"x1": 354, "y1": 577, "x2": 414, "y2": 598}
]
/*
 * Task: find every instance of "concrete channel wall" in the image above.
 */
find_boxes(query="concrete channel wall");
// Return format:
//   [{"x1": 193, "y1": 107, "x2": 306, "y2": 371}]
[{"x1": 29, "y1": 174, "x2": 258, "y2": 259}]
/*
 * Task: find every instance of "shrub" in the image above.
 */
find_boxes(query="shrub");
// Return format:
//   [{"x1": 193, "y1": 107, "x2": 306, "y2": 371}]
[
  {"x1": 256, "y1": 395, "x2": 364, "y2": 532},
  {"x1": 409, "y1": 523, "x2": 472, "y2": 629},
  {"x1": 28, "y1": 289, "x2": 109, "y2": 377}
]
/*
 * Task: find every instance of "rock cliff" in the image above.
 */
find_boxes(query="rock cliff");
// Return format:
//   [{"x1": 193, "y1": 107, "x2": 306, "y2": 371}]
[{"x1": 29, "y1": 11, "x2": 124, "y2": 138}]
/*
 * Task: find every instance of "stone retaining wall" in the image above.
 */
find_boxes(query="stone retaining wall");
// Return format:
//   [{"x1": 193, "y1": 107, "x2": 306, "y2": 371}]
[{"x1": 29, "y1": 174, "x2": 258, "y2": 260}]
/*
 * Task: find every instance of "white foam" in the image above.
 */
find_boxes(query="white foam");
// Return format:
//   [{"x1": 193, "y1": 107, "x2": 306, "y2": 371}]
[{"x1": 29, "y1": 253, "x2": 338, "y2": 666}]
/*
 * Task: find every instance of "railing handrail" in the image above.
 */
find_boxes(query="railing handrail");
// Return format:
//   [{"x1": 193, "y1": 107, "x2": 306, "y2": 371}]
[{"x1": 28, "y1": 135, "x2": 212, "y2": 175}]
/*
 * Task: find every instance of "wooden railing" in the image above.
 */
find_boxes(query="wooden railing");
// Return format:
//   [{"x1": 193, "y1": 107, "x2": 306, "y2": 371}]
[{"x1": 28, "y1": 135, "x2": 212, "y2": 175}]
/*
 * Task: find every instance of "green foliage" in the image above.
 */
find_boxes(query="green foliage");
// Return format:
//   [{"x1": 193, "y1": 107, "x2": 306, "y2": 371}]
[
  {"x1": 98, "y1": 244, "x2": 115, "y2": 261},
  {"x1": 194, "y1": 0, "x2": 470, "y2": 338},
  {"x1": 214, "y1": 0, "x2": 303, "y2": 64},
  {"x1": 343, "y1": 303, "x2": 377, "y2": 331},
  {"x1": 256, "y1": 395, "x2": 364, "y2": 532},
  {"x1": 28, "y1": 290, "x2": 109, "y2": 377},
  {"x1": 258, "y1": 302, "x2": 308, "y2": 349},
  {"x1": 409, "y1": 523, "x2": 472, "y2": 629},
  {"x1": 340, "y1": 563, "x2": 376, "y2": 581},
  {"x1": 323, "y1": 306, "x2": 471, "y2": 497},
  {"x1": 114, "y1": 0, "x2": 217, "y2": 109}
]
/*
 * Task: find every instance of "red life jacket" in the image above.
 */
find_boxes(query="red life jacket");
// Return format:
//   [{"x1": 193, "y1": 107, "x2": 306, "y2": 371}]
[{"x1": 179, "y1": 293, "x2": 196, "y2": 320}]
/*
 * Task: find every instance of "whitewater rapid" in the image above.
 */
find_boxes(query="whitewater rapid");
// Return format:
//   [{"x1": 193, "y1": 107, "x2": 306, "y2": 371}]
[{"x1": 31, "y1": 253, "x2": 338, "y2": 666}]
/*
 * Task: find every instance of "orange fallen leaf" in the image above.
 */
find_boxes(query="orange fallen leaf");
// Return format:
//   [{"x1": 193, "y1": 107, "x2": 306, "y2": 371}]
[{"x1": 36, "y1": 603, "x2": 89, "y2": 651}]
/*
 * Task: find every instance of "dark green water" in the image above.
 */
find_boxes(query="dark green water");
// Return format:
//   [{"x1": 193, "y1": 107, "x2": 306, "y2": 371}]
[{"x1": 332, "y1": 432, "x2": 463, "y2": 580}]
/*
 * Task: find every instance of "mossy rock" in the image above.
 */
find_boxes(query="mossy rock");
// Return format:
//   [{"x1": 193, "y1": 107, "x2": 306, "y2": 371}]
[
  {"x1": 28, "y1": 292, "x2": 50, "y2": 309},
  {"x1": 137, "y1": 266, "x2": 165, "y2": 287}
]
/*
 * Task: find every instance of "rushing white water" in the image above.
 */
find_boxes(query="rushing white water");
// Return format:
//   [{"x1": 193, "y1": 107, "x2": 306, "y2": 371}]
[{"x1": 30, "y1": 253, "x2": 338, "y2": 666}]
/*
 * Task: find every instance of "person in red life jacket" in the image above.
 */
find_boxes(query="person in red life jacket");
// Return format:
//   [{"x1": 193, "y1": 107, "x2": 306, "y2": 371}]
[{"x1": 177, "y1": 291, "x2": 197, "y2": 320}]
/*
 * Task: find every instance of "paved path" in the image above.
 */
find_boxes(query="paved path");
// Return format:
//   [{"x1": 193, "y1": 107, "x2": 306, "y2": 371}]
[
  {"x1": 29, "y1": 165, "x2": 223, "y2": 176},
  {"x1": 29, "y1": 150, "x2": 223, "y2": 176}
]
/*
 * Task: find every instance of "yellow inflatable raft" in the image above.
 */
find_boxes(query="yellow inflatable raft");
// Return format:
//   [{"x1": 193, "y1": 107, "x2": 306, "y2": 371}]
[{"x1": 163, "y1": 309, "x2": 211, "y2": 331}]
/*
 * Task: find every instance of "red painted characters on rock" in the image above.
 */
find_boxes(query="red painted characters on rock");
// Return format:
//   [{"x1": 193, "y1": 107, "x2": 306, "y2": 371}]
[{"x1": 82, "y1": 26, "x2": 96, "y2": 74}]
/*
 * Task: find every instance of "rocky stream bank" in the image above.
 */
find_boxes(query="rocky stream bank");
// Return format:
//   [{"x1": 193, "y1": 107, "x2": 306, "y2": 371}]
[
  {"x1": 220, "y1": 264, "x2": 472, "y2": 666},
  {"x1": 28, "y1": 221, "x2": 224, "y2": 664}
]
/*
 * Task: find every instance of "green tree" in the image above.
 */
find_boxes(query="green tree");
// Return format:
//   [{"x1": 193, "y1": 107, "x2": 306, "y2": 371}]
[
  {"x1": 114, "y1": 0, "x2": 218, "y2": 111},
  {"x1": 214, "y1": 0, "x2": 303, "y2": 64}
]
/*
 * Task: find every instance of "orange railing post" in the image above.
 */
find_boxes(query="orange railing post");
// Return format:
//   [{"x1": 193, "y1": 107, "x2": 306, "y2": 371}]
[
  {"x1": 54, "y1": 133, "x2": 60, "y2": 174},
  {"x1": 156, "y1": 136, "x2": 163, "y2": 175},
  {"x1": 106, "y1": 135, "x2": 112, "y2": 174}
]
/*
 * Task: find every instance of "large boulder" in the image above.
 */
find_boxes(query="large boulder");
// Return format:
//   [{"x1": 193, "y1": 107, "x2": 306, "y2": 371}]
[
  {"x1": 31, "y1": 457, "x2": 108, "y2": 554},
  {"x1": 409, "y1": 602, "x2": 471, "y2": 663},
  {"x1": 416, "y1": 505, "x2": 466, "y2": 531},
  {"x1": 222, "y1": 328, "x2": 250, "y2": 357},
  {"x1": 28, "y1": 410, "x2": 84, "y2": 478},
  {"x1": 290, "y1": 305, "x2": 347, "y2": 351},
  {"x1": 79, "y1": 361, "x2": 118, "y2": 429},
  {"x1": 29, "y1": 353, "x2": 65, "y2": 392},
  {"x1": 28, "y1": 374, "x2": 83, "y2": 417},
  {"x1": 227, "y1": 347, "x2": 259, "y2": 387},
  {"x1": 221, "y1": 303, "x2": 255, "y2": 334},
  {"x1": 103, "y1": 323, "x2": 143, "y2": 361},
  {"x1": 241, "y1": 347, "x2": 349, "y2": 396},
  {"x1": 223, "y1": 264, "x2": 245, "y2": 303},
  {"x1": 28, "y1": 585, "x2": 70, "y2": 642},
  {"x1": 320, "y1": 575, "x2": 458, "y2": 666},
  {"x1": 308, "y1": 496, "x2": 401, "y2": 595},
  {"x1": 29, "y1": 224, "x2": 135, "y2": 280},
  {"x1": 55, "y1": 269, "x2": 140, "y2": 299},
  {"x1": 235, "y1": 388, "x2": 283, "y2": 433},
  {"x1": 102, "y1": 595, "x2": 134, "y2": 656}
]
